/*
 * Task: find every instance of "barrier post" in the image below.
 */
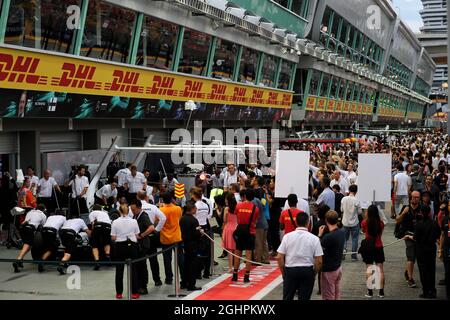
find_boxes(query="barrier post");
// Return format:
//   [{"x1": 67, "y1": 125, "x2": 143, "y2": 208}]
[
  {"x1": 126, "y1": 259, "x2": 132, "y2": 301},
  {"x1": 209, "y1": 230, "x2": 215, "y2": 276},
  {"x1": 168, "y1": 244, "x2": 186, "y2": 298}
]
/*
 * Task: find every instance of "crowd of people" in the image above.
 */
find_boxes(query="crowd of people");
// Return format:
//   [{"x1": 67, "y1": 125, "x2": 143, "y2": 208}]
[{"x1": 0, "y1": 128, "x2": 449, "y2": 301}]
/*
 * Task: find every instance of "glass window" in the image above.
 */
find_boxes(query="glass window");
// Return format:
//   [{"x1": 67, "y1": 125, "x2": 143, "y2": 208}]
[
  {"x1": 330, "y1": 76, "x2": 338, "y2": 99},
  {"x1": 239, "y1": 47, "x2": 259, "y2": 84},
  {"x1": 346, "y1": 81, "x2": 353, "y2": 101},
  {"x1": 260, "y1": 54, "x2": 278, "y2": 87},
  {"x1": 337, "y1": 78, "x2": 346, "y2": 100},
  {"x1": 292, "y1": 0, "x2": 306, "y2": 17},
  {"x1": 178, "y1": 28, "x2": 211, "y2": 76},
  {"x1": 211, "y1": 39, "x2": 238, "y2": 80},
  {"x1": 320, "y1": 7, "x2": 332, "y2": 47},
  {"x1": 81, "y1": 0, "x2": 136, "y2": 63},
  {"x1": 318, "y1": 73, "x2": 330, "y2": 96},
  {"x1": 278, "y1": 60, "x2": 293, "y2": 90},
  {"x1": 5, "y1": 0, "x2": 80, "y2": 53},
  {"x1": 309, "y1": 70, "x2": 321, "y2": 95},
  {"x1": 273, "y1": 0, "x2": 289, "y2": 8},
  {"x1": 136, "y1": 16, "x2": 177, "y2": 70}
]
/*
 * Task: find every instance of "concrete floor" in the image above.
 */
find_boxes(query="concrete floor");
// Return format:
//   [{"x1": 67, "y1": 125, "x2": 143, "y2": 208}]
[{"x1": 0, "y1": 216, "x2": 447, "y2": 300}]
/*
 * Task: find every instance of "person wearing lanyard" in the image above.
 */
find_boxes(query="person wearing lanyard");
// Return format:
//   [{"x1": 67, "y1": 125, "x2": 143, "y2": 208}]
[
  {"x1": 124, "y1": 165, "x2": 147, "y2": 204},
  {"x1": 57, "y1": 216, "x2": 91, "y2": 275},
  {"x1": 111, "y1": 204, "x2": 141, "y2": 299},
  {"x1": 277, "y1": 213, "x2": 323, "y2": 300},
  {"x1": 191, "y1": 187, "x2": 213, "y2": 279},
  {"x1": 129, "y1": 199, "x2": 155, "y2": 295},
  {"x1": 36, "y1": 170, "x2": 61, "y2": 214},
  {"x1": 38, "y1": 210, "x2": 66, "y2": 273},
  {"x1": 12, "y1": 205, "x2": 47, "y2": 273},
  {"x1": 68, "y1": 165, "x2": 89, "y2": 217},
  {"x1": 136, "y1": 190, "x2": 166, "y2": 287},
  {"x1": 89, "y1": 204, "x2": 112, "y2": 270},
  {"x1": 95, "y1": 181, "x2": 118, "y2": 209}
]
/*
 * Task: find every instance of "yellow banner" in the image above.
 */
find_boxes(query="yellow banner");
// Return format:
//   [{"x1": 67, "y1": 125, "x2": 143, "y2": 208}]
[
  {"x1": 357, "y1": 103, "x2": 363, "y2": 114},
  {"x1": 316, "y1": 98, "x2": 326, "y2": 111},
  {"x1": 306, "y1": 96, "x2": 317, "y2": 111},
  {"x1": 0, "y1": 46, "x2": 292, "y2": 108},
  {"x1": 366, "y1": 104, "x2": 373, "y2": 115},
  {"x1": 350, "y1": 103, "x2": 357, "y2": 114},
  {"x1": 343, "y1": 102, "x2": 351, "y2": 113},
  {"x1": 335, "y1": 101, "x2": 343, "y2": 113},
  {"x1": 327, "y1": 99, "x2": 335, "y2": 112}
]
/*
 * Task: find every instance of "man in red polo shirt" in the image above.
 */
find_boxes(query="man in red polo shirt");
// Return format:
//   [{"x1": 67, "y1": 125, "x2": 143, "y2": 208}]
[
  {"x1": 232, "y1": 188, "x2": 259, "y2": 283},
  {"x1": 280, "y1": 194, "x2": 304, "y2": 236}
]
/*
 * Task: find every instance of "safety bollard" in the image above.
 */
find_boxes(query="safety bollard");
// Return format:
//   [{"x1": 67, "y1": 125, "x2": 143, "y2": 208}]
[
  {"x1": 126, "y1": 259, "x2": 132, "y2": 301},
  {"x1": 209, "y1": 230, "x2": 215, "y2": 276},
  {"x1": 168, "y1": 244, "x2": 186, "y2": 298}
]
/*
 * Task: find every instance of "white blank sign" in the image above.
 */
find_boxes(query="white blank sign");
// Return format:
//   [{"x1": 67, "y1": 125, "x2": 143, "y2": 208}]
[
  {"x1": 275, "y1": 150, "x2": 309, "y2": 199},
  {"x1": 357, "y1": 154, "x2": 392, "y2": 202}
]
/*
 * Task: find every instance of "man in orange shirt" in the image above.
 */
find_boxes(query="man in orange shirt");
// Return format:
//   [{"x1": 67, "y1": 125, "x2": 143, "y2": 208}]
[{"x1": 159, "y1": 192, "x2": 185, "y2": 286}]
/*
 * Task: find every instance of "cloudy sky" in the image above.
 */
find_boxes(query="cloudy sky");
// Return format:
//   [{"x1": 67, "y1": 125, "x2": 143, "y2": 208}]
[{"x1": 392, "y1": 0, "x2": 424, "y2": 33}]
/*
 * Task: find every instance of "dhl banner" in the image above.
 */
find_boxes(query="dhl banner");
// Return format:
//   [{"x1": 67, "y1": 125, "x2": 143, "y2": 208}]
[
  {"x1": 350, "y1": 103, "x2": 357, "y2": 114},
  {"x1": 316, "y1": 98, "x2": 326, "y2": 112},
  {"x1": 306, "y1": 96, "x2": 317, "y2": 111},
  {"x1": 357, "y1": 104, "x2": 363, "y2": 114},
  {"x1": 343, "y1": 102, "x2": 350, "y2": 113},
  {"x1": 365, "y1": 104, "x2": 373, "y2": 115},
  {"x1": 335, "y1": 101, "x2": 343, "y2": 113},
  {"x1": 326, "y1": 99, "x2": 335, "y2": 112},
  {"x1": 0, "y1": 46, "x2": 292, "y2": 108}
]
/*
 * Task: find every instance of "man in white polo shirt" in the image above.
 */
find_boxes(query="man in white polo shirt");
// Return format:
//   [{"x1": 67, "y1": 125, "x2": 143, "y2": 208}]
[
  {"x1": 95, "y1": 181, "x2": 118, "y2": 209},
  {"x1": 38, "y1": 210, "x2": 67, "y2": 272},
  {"x1": 124, "y1": 165, "x2": 147, "y2": 204},
  {"x1": 68, "y1": 165, "x2": 89, "y2": 217},
  {"x1": 25, "y1": 166, "x2": 39, "y2": 196},
  {"x1": 12, "y1": 204, "x2": 47, "y2": 273},
  {"x1": 277, "y1": 212, "x2": 323, "y2": 300},
  {"x1": 37, "y1": 169, "x2": 61, "y2": 214},
  {"x1": 89, "y1": 204, "x2": 112, "y2": 270}
]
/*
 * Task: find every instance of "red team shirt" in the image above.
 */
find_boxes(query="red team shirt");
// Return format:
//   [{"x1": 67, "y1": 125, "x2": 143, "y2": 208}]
[
  {"x1": 235, "y1": 202, "x2": 260, "y2": 235},
  {"x1": 279, "y1": 208, "x2": 303, "y2": 234}
]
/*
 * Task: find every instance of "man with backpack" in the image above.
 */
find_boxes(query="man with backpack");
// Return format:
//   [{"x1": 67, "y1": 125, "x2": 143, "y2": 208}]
[{"x1": 232, "y1": 188, "x2": 260, "y2": 283}]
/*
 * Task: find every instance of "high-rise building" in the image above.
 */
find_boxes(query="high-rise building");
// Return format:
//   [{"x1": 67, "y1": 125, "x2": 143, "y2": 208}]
[
  {"x1": 418, "y1": 0, "x2": 447, "y2": 94},
  {"x1": 420, "y1": 0, "x2": 447, "y2": 33}
]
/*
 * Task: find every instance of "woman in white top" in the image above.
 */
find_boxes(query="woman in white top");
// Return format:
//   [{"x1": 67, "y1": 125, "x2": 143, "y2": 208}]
[{"x1": 110, "y1": 205, "x2": 140, "y2": 299}]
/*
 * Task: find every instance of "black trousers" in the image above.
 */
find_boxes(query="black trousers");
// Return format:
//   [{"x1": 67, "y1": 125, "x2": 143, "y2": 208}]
[
  {"x1": 417, "y1": 249, "x2": 436, "y2": 296},
  {"x1": 197, "y1": 226, "x2": 211, "y2": 277},
  {"x1": 148, "y1": 235, "x2": 161, "y2": 283},
  {"x1": 162, "y1": 243, "x2": 184, "y2": 283},
  {"x1": 126, "y1": 193, "x2": 137, "y2": 205},
  {"x1": 283, "y1": 266, "x2": 315, "y2": 300},
  {"x1": 114, "y1": 241, "x2": 139, "y2": 295},
  {"x1": 267, "y1": 217, "x2": 280, "y2": 252},
  {"x1": 443, "y1": 258, "x2": 450, "y2": 299},
  {"x1": 184, "y1": 247, "x2": 199, "y2": 289},
  {"x1": 137, "y1": 246, "x2": 150, "y2": 290},
  {"x1": 69, "y1": 197, "x2": 88, "y2": 217},
  {"x1": 37, "y1": 197, "x2": 56, "y2": 214}
]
